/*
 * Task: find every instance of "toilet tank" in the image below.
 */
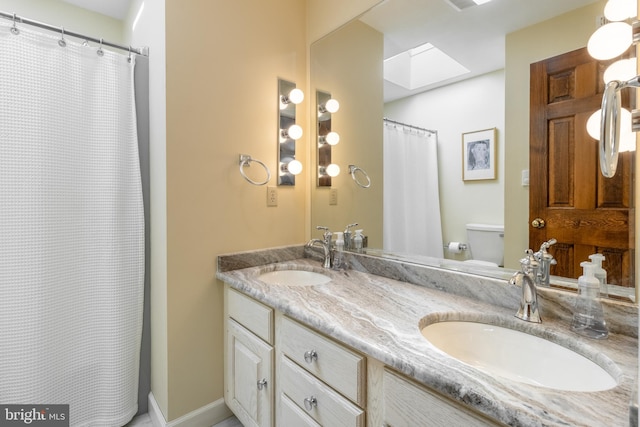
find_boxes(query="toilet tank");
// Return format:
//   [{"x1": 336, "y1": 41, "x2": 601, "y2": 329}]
[{"x1": 466, "y1": 223, "x2": 504, "y2": 267}]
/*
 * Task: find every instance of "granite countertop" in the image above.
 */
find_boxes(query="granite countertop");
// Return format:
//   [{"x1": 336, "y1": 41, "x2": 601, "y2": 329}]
[{"x1": 217, "y1": 252, "x2": 637, "y2": 427}]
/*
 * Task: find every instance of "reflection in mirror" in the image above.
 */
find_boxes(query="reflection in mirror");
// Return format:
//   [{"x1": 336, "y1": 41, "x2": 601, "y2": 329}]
[{"x1": 310, "y1": 0, "x2": 637, "y2": 302}]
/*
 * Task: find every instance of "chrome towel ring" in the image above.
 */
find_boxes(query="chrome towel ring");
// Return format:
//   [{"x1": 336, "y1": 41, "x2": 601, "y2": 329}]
[
  {"x1": 239, "y1": 154, "x2": 271, "y2": 186},
  {"x1": 348, "y1": 165, "x2": 371, "y2": 188}
]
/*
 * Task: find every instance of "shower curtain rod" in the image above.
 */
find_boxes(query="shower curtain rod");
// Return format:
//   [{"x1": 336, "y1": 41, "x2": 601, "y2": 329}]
[
  {"x1": 0, "y1": 11, "x2": 148, "y2": 56},
  {"x1": 383, "y1": 117, "x2": 436, "y2": 134}
]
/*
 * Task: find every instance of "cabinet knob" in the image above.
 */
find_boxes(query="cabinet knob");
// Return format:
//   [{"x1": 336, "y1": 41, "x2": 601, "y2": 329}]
[
  {"x1": 304, "y1": 350, "x2": 318, "y2": 363},
  {"x1": 257, "y1": 378, "x2": 267, "y2": 390},
  {"x1": 303, "y1": 396, "x2": 318, "y2": 411}
]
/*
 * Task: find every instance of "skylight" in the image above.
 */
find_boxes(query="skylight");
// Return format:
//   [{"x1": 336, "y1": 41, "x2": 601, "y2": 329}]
[{"x1": 383, "y1": 42, "x2": 470, "y2": 91}]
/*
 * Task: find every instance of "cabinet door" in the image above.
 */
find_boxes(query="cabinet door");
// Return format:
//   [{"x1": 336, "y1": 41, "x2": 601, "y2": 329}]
[
  {"x1": 383, "y1": 369, "x2": 500, "y2": 427},
  {"x1": 226, "y1": 319, "x2": 274, "y2": 427}
]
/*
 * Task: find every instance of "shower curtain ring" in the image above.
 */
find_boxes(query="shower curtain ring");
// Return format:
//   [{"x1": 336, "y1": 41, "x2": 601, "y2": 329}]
[
  {"x1": 128, "y1": 46, "x2": 132, "y2": 63},
  {"x1": 58, "y1": 27, "x2": 67, "y2": 47},
  {"x1": 10, "y1": 13, "x2": 19, "y2": 35},
  {"x1": 97, "y1": 38, "x2": 104, "y2": 57}
]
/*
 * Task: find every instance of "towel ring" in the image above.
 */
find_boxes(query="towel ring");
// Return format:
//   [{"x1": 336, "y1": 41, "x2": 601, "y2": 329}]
[
  {"x1": 348, "y1": 165, "x2": 371, "y2": 188},
  {"x1": 239, "y1": 154, "x2": 271, "y2": 186}
]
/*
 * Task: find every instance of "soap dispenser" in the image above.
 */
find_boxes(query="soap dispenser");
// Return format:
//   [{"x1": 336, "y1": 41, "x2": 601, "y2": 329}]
[
  {"x1": 333, "y1": 232, "x2": 346, "y2": 270},
  {"x1": 571, "y1": 261, "x2": 608, "y2": 340},
  {"x1": 353, "y1": 230, "x2": 363, "y2": 253},
  {"x1": 588, "y1": 253, "x2": 608, "y2": 298}
]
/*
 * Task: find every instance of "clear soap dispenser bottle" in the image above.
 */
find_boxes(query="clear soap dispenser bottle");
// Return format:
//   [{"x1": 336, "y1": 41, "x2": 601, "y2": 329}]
[
  {"x1": 353, "y1": 230, "x2": 363, "y2": 253},
  {"x1": 571, "y1": 261, "x2": 608, "y2": 339},
  {"x1": 588, "y1": 253, "x2": 608, "y2": 298},
  {"x1": 333, "y1": 232, "x2": 346, "y2": 270}
]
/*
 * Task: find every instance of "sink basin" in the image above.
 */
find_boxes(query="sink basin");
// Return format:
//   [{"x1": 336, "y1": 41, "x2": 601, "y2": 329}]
[
  {"x1": 257, "y1": 269, "x2": 331, "y2": 286},
  {"x1": 421, "y1": 321, "x2": 617, "y2": 392}
]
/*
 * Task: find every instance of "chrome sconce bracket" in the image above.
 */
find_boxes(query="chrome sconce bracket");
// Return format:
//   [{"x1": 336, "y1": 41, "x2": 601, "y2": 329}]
[
  {"x1": 278, "y1": 78, "x2": 303, "y2": 186},
  {"x1": 317, "y1": 90, "x2": 340, "y2": 187}
]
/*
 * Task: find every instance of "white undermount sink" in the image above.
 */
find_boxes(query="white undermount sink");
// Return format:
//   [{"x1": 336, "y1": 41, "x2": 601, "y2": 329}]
[
  {"x1": 421, "y1": 321, "x2": 618, "y2": 392},
  {"x1": 257, "y1": 269, "x2": 331, "y2": 286}
]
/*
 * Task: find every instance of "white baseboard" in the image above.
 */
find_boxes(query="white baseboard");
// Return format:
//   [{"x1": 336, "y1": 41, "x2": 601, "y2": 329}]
[{"x1": 148, "y1": 392, "x2": 234, "y2": 427}]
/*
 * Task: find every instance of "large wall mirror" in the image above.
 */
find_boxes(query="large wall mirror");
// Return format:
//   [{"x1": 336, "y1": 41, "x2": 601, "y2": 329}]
[{"x1": 310, "y1": 0, "x2": 637, "y2": 302}]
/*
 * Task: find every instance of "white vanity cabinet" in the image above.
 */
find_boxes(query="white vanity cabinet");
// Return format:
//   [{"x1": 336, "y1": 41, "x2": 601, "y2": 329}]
[
  {"x1": 223, "y1": 285, "x2": 502, "y2": 427},
  {"x1": 224, "y1": 287, "x2": 274, "y2": 427},
  {"x1": 276, "y1": 315, "x2": 366, "y2": 427}
]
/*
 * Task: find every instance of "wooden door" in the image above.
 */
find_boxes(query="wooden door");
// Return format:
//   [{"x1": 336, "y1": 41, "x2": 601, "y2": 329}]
[{"x1": 530, "y1": 47, "x2": 635, "y2": 288}]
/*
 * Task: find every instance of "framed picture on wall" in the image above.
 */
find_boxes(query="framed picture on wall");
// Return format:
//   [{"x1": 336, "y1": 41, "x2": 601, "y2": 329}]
[{"x1": 462, "y1": 128, "x2": 496, "y2": 181}]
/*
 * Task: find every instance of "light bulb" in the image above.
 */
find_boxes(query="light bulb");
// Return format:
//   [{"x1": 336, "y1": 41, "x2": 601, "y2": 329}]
[
  {"x1": 287, "y1": 159, "x2": 303, "y2": 175},
  {"x1": 325, "y1": 98, "x2": 340, "y2": 113},
  {"x1": 586, "y1": 108, "x2": 635, "y2": 151},
  {"x1": 325, "y1": 163, "x2": 340, "y2": 177},
  {"x1": 604, "y1": 58, "x2": 637, "y2": 83},
  {"x1": 586, "y1": 109, "x2": 601, "y2": 140},
  {"x1": 320, "y1": 131, "x2": 340, "y2": 145},
  {"x1": 604, "y1": 0, "x2": 637, "y2": 21},
  {"x1": 288, "y1": 88, "x2": 304, "y2": 105},
  {"x1": 587, "y1": 22, "x2": 632, "y2": 60},
  {"x1": 618, "y1": 108, "x2": 635, "y2": 152},
  {"x1": 281, "y1": 124, "x2": 303, "y2": 140}
]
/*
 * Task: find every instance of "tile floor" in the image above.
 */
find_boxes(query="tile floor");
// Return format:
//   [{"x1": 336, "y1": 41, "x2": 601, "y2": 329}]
[{"x1": 126, "y1": 413, "x2": 243, "y2": 427}]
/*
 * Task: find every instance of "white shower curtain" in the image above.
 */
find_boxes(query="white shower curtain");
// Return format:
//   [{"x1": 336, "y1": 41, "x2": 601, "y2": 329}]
[
  {"x1": 0, "y1": 22, "x2": 144, "y2": 427},
  {"x1": 383, "y1": 122, "x2": 444, "y2": 258}
]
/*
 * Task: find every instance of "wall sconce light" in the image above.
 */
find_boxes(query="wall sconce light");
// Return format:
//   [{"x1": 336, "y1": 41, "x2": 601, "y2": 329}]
[
  {"x1": 319, "y1": 131, "x2": 340, "y2": 146},
  {"x1": 586, "y1": 0, "x2": 639, "y2": 177},
  {"x1": 280, "y1": 124, "x2": 303, "y2": 140},
  {"x1": 280, "y1": 88, "x2": 304, "y2": 108},
  {"x1": 317, "y1": 90, "x2": 340, "y2": 186},
  {"x1": 320, "y1": 163, "x2": 340, "y2": 177},
  {"x1": 319, "y1": 98, "x2": 340, "y2": 114},
  {"x1": 278, "y1": 79, "x2": 303, "y2": 186},
  {"x1": 281, "y1": 158, "x2": 303, "y2": 175}
]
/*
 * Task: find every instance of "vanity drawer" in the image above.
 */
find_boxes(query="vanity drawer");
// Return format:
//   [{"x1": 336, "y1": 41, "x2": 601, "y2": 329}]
[
  {"x1": 279, "y1": 316, "x2": 365, "y2": 406},
  {"x1": 280, "y1": 394, "x2": 321, "y2": 427},
  {"x1": 227, "y1": 287, "x2": 274, "y2": 344},
  {"x1": 280, "y1": 355, "x2": 365, "y2": 427}
]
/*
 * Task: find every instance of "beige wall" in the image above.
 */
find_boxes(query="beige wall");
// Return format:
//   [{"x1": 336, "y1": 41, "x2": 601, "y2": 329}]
[
  {"x1": 504, "y1": 0, "x2": 607, "y2": 269},
  {"x1": 164, "y1": 0, "x2": 308, "y2": 420},
  {"x1": 310, "y1": 20, "x2": 384, "y2": 247}
]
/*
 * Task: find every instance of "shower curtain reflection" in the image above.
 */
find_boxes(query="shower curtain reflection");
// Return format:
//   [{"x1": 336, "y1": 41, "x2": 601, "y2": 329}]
[
  {"x1": 383, "y1": 121, "x2": 443, "y2": 258},
  {"x1": 0, "y1": 22, "x2": 144, "y2": 426}
]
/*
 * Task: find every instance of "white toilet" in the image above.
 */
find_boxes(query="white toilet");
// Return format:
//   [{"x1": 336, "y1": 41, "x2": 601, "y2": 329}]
[{"x1": 465, "y1": 223, "x2": 504, "y2": 267}]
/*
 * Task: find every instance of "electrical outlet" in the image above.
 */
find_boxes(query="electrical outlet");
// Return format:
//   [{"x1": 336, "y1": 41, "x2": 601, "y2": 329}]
[
  {"x1": 267, "y1": 186, "x2": 278, "y2": 207},
  {"x1": 329, "y1": 188, "x2": 338, "y2": 205}
]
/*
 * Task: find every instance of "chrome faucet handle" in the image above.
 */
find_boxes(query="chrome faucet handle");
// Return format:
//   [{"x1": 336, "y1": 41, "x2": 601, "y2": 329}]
[
  {"x1": 344, "y1": 223, "x2": 358, "y2": 233},
  {"x1": 315, "y1": 226, "x2": 332, "y2": 245},
  {"x1": 519, "y1": 249, "x2": 538, "y2": 275}
]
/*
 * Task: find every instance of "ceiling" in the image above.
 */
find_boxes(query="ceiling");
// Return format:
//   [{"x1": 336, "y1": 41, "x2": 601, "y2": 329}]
[
  {"x1": 61, "y1": 0, "x2": 132, "y2": 20},
  {"x1": 358, "y1": 0, "x2": 600, "y2": 101}
]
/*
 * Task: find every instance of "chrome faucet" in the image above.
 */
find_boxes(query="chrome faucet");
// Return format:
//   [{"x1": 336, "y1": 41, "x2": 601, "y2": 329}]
[
  {"x1": 305, "y1": 226, "x2": 333, "y2": 268},
  {"x1": 509, "y1": 249, "x2": 542, "y2": 323},
  {"x1": 534, "y1": 238, "x2": 557, "y2": 287}
]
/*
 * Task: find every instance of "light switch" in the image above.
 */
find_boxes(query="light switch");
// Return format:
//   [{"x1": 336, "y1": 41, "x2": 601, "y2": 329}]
[
  {"x1": 267, "y1": 186, "x2": 278, "y2": 207},
  {"x1": 329, "y1": 188, "x2": 338, "y2": 205}
]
